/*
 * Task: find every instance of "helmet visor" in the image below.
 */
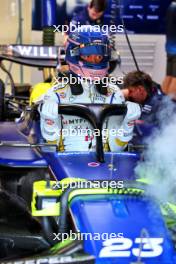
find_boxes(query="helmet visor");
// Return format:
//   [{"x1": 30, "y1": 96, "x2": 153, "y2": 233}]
[
  {"x1": 80, "y1": 54, "x2": 103, "y2": 64},
  {"x1": 79, "y1": 43, "x2": 109, "y2": 57},
  {"x1": 79, "y1": 43, "x2": 110, "y2": 68}
]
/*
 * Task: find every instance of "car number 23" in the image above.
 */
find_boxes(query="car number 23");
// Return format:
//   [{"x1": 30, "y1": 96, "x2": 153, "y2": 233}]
[{"x1": 99, "y1": 237, "x2": 164, "y2": 258}]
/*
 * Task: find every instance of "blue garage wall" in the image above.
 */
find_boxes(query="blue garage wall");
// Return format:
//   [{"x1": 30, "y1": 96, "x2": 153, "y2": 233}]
[{"x1": 32, "y1": 0, "x2": 172, "y2": 34}]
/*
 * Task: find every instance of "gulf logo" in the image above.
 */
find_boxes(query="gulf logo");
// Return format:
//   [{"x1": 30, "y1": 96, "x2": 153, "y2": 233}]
[{"x1": 88, "y1": 162, "x2": 100, "y2": 167}]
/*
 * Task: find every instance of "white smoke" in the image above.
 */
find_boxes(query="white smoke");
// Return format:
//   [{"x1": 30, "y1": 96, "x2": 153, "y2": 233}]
[{"x1": 135, "y1": 96, "x2": 176, "y2": 203}]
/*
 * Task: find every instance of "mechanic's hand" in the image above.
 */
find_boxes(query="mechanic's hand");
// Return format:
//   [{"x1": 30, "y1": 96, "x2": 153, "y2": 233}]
[{"x1": 39, "y1": 100, "x2": 60, "y2": 142}]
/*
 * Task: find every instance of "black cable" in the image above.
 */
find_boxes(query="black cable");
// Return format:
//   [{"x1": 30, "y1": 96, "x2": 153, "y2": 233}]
[
  {"x1": 110, "y1": 0, "x2": 119, "y2": 51},
  {"x1": 118, "y1": 0, "x2": 140, "y2": 71}
]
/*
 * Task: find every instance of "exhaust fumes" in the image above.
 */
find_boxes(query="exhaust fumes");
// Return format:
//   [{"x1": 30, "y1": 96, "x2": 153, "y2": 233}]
[{"x1": 135, "y1": 97, "x2": 176, "y2": 203}]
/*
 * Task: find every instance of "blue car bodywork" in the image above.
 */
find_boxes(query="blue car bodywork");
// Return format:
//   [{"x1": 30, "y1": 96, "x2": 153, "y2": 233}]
[{"x1": 0, "y1": 105, "x2": 176, "y2": 264}]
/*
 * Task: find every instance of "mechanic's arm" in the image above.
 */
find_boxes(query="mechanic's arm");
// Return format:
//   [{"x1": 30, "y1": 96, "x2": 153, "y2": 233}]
[{"x1": 109, "y1": 101, "x2": 141, "y2": 152}]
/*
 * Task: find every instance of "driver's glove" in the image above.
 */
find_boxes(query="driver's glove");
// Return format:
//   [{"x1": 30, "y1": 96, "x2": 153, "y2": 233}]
[
  {"x1": 39, "y1": 100, "x2": 60, "y2": 142},
  {"x1": 115, "y1": 101, "x2": 141, "y2": 149}
]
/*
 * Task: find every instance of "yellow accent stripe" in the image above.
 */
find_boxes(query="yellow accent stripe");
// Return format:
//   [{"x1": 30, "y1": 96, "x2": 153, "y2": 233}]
[
  {"x1": 68, "y1": 188, "x2": 144, "y2": 203},
  {"x1": 47, "y1": 140, "x2": 57, "y2": 144},
  {"x1": 115, "y1": 138, "x2": 128, "y2": 147}
]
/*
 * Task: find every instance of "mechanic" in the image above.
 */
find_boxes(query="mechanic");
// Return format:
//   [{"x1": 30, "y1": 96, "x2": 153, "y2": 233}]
[
  {"x1": 63, "y1": 1, "x2": 106, "y2": 46},
  {"x1": 30, "y1": 26, "x2": 141, "y2": 152},
  {"x1": 122, "y1": 71, "x2": 164, "y2": 124},
  {"x1": 71, "y1": 0, "x2": 107, "y2": 27}
]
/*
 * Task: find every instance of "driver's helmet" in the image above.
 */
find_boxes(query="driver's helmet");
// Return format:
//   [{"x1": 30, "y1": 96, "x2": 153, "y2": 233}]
[{"x1": 65, "y1": 25, "x2": 111, "y2": 80}]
